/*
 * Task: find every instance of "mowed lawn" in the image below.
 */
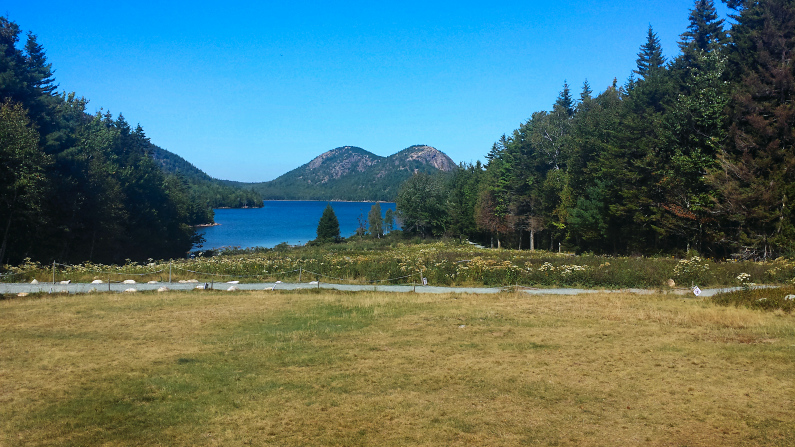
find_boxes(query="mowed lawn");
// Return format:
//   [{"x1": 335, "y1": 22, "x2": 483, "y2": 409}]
[{"x1": 1, "y1": 290, "x2": 793, "y2": 446}]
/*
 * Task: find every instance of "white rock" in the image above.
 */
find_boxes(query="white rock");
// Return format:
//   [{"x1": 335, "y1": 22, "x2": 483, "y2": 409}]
[
  {"x1": 309, "y1": 281, "x2": 318, "y2": 285},
  {"x1": 123, "y1": 280, "x2": 136, "y2": 284},
  {"x1": 227, "y1": 280, "x2": 240, "y2": 284},
  {"x1": 459, "y1": 324, "x2": 466, "y2": 329},
  {"x1": 187, "y1": 279, "x2": 199, "y2": 283},
  {"x1": 30, "y1": 279, "x2": 38, "y2": 284},
  {"x1": 147, "y1": 281, "x2": 158, "y2": 284},
  {"x1": 275, "y1": 281, "x2": 282, "y2": 284},
  {"x1": 17, "y1": 292, "x2": 28, "y2": 297},
  {"x1": 784, "y1": 295, "x2": 795, "y2": 301},
  {"x1": 59, "y1": 280, "x2": 70, "y2": 284},
  {"x1": 227, "y1": 286, "x2": 238, "y2": 291},
  {"x1": 157, "y1": 287, "x2": 169, "y2": 292},
  {"x1": 178, "y1": 280, "x2": 187, "y2": 283},
  {"x1": 264, "y1": 286, "x2": 274, "y2": 291},
  {"x1": 196, "y1": 285, "x2": 205, "y2": 289},
  {"x1": 124, "y1": 288, "x2": 137, "y2": 293},
  {"x1": 91, "y1": 279, "x2": 104, "y2": 284}
]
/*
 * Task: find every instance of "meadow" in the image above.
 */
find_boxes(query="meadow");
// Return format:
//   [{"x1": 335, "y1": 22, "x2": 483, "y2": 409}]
[
  {"x1": 1, "y1": 288, "x2": 793, "y2": 446},
  {"x1": 4, "y1": 239, "x2": 795, "y2": 290}
]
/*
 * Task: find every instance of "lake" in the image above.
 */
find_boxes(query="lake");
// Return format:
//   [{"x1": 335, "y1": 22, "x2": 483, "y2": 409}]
[{"x1": 195, "y1": 201, "x2": 397, "y2": 250}]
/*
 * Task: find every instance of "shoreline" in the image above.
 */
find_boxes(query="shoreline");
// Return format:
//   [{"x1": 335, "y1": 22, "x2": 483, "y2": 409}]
[{"x1": 194, "y1": 223, "x2": 221, "y2": 228}]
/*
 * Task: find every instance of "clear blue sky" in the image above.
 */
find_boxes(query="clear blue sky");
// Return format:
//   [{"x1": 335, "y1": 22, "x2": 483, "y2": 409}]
[{"x1": 5, "y1": 1, "x2": 731, "y2": 182}]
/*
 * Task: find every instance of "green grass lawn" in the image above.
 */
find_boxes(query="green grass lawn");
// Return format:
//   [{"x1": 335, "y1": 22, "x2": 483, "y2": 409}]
[{"x1": 1, "y1": 289, "x2": 794, "y2": 446}]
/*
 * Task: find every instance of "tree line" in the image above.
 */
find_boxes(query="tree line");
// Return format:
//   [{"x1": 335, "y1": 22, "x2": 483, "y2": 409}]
[
  {"x1": 0, "y1": 17, "x2": 212, "y2": 265},
  {"x1": 396, "y1": 0, "x2": 795, "y2": 259}
]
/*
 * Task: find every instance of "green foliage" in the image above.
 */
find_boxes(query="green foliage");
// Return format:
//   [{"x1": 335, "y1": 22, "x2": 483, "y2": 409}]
[
  {"x1": 396, "y1": 173, "x2": 448, "y2": 237},
  {"x1": 367, "y1": 203, "x2": 383, "y2": 238},
  {"x1": 148, "y1": 144, "x2": 262, "y2": 211},
  {"x1": 315, "y1": 204, "x2": 341, "y2": 243},
  {"x1": 383, "y1": 209, "x2": 395, "y2": 233},
  {"x1": 0, "y1": 16, "x2": 210, "y2": 264},
  {"x1": 0, "y1": 101, "x2": 51, "y2": 265},
  {"x1": 436, "y1": 2, "x2": 794, "y2": 260}
]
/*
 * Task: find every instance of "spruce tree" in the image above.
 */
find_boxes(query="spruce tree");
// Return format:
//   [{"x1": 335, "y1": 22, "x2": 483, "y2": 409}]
[
  {"x1": 713, "y1": 0, "x2": 795, "y2": 257},
  {"x1": 316, "y1": 203, "x2": 341, "y2": 243},
  {"x1": 635, "y1": 25, "x2": 666, "y2": 79},
  {"x1": 678, "y1": 0, "x2": 726, "y2": 55}
]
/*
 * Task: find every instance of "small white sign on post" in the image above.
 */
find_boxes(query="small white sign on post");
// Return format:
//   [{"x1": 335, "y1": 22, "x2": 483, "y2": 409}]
[
  {"x1": 422, "y1": 277, "x2": 428, "y2": 286},
  {"x1": 693, "y1": 286, "x2": 702, "y2": 296}
]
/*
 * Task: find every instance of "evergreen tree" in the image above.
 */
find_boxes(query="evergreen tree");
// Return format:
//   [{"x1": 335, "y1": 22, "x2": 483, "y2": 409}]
[
  {"x1": 713, "y1": 0, "x2": 795, "y2": 257},
  {"x1": 316, "y1": 203, "x2": 341, "y2": 243},
  {"x1": 678, "y1": 0, "x2": 727, "y2": 56},
  {"x1": 555, "y1": 80, "x2": 575, "y2": 117},
  {"x1": 580, "y1": 79, "x2": 593, "y2": 102},
  {"x1": 635, "y1": 25, "x2": 666, "y2": 79},
  {"x1": 0, "y1": 101, "x2": 50, "y2": 264}
]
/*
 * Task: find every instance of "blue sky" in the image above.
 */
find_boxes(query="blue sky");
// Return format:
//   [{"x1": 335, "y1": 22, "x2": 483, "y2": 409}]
[{"x1": 5, "y1": 1, "x2": 731, "y2": 182}]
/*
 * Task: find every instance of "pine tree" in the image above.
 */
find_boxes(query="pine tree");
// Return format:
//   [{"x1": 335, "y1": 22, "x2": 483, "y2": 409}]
[
  {"x1": 554, "y1": 80, "x2": 574, "y2": 117},
  {"x1": 678, "y1": 0, "x2": 727, "y2": 56},
  {"x1": 0, "y1": 101, "x2": 51, "y2": 264},
  {"x1": 713, "y1": 0, "x2": 795, "y2": 257},
  {"x1": 580, "y1": 80, "x2": 593, "y2": 102},
  {"x1": 635, "y1": 25, "x2": 666, "y2": 79},
  {"x1": 316, "y1": 203, "x2": 341, "y2": 243}
]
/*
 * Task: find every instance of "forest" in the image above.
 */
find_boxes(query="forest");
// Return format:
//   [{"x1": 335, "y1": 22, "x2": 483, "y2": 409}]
[
  {"x1": 0, "y1": 17, "x2": 241, "y2": 265},
  {"x1": 396, "y1": 0, "x2": 795, "y2": 260}
]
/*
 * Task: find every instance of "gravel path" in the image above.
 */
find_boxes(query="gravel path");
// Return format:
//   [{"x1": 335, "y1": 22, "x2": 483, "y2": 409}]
[{"x1": 0, "y1": 281, "x2": 753, "y2": 296}]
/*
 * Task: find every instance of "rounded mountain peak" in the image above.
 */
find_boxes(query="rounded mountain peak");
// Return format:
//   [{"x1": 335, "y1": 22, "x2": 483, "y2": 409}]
[{"x1": 393, "y1": 145, "x2": 456, "y2": 172}]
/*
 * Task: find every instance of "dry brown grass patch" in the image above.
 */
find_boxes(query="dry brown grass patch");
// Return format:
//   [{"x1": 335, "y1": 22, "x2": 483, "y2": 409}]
[{"x1": 1, "y1": 289, "x2": 793, "y2": 446}]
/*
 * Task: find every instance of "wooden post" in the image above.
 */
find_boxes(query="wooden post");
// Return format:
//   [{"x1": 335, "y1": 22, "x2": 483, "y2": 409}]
[
  {"x1": 169, "y1": 261, "x2": 172, "y2": 283},
  {"x1": 52, "y1": 261, "x2": 55, "y2": 285},
  {"x1": 299, "y1": 267, "x2": 302, "y2": 282}
]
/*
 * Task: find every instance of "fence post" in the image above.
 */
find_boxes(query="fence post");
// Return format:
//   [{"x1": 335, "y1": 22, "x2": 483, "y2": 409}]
[
  {"x1": 52, "y1": 261, "x2": 55, "y2": 285},
  {"x1": 169, "y1": 261, "x2": 172, "y2": 284},
  {"x1": 299, "y1": 267, "x2": 302, "y2": 282}
]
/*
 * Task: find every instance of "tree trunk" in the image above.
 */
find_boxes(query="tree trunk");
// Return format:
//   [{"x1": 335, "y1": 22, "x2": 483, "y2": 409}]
[{"x1": 530, "y1": 228, "x2": 535, "y2": 251}]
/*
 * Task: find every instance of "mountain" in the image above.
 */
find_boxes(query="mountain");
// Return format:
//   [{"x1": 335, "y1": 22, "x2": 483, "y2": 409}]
[
  {"x1": 147, "y1": 144, "x2": 263, "y2": 209},
  {"x1": 233, "y1": 145, "x2": 456, "y2": 201}
]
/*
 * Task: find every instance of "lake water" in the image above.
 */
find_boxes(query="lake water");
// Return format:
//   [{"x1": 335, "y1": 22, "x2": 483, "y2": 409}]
[{"x1": 195, "y1": 201, "x2": 397, "y2": 250}]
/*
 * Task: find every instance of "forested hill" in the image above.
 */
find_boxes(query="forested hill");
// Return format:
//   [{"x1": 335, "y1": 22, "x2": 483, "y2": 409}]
[
  {"x1": 232, "y1": 145, "x2": 456, "y2": 201},
  {"x1": 146, "y1": 145, "x2": 262, "y2": 209}
]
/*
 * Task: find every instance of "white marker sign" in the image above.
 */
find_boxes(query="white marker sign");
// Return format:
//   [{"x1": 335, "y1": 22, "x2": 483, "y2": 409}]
[{"x1": 693, "y1": 286, "x2": 702, "y2": 296}]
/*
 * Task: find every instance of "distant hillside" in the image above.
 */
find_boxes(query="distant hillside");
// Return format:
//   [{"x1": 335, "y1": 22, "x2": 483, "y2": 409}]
[
  {"x1": 234, "y1": 145, "x2": 456, "y2": 201},
  {"x1": 147, "y1": 145, "x2": 263, "y2": 208}
]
